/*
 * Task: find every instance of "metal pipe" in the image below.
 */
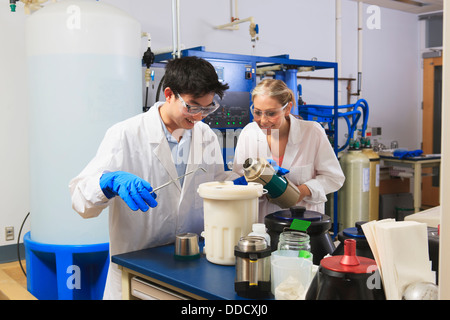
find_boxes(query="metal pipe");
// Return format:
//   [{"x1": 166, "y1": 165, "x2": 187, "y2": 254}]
[
  {"x1": 357, "y1": 1, "x2": 363, "y2": 97},
  {"x1": 177, "y1": 0, "x2": 181, "y2": 58},
  {"x1": 171, "y1": 0, "x2": 179, "y2": 58},
  {"x1": 336, "y1": 0, "x2": 342, "y2": 104}
]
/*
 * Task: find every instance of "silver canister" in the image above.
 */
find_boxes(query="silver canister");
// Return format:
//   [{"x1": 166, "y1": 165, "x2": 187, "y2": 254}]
[
  {"x1": 174, "y1": 233, "x2": 200, "y2": 260},
  {"x1": 234, "y1": 236, "x2": 272, "y2": 299}
]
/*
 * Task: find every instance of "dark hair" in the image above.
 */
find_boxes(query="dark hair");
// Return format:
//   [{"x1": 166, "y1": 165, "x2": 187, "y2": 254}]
[{"x1": 163, "y1": 56, "x2": 229, "y2": 99}]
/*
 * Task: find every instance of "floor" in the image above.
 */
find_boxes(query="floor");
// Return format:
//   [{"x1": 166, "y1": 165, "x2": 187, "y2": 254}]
[{"x1": 0, "y1": 260, "x2": 27, "y2": 290}]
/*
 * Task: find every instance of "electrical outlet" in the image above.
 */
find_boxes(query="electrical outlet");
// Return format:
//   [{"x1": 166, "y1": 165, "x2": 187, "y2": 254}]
[{"x1": 5, "y1": 227, "x2": 14, "y2": 241}]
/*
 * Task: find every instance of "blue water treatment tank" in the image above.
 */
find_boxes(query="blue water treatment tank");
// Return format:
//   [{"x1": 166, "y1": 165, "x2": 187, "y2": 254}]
[{"x1": 26, "y1": 0, "x2": 142, "y2": 244}]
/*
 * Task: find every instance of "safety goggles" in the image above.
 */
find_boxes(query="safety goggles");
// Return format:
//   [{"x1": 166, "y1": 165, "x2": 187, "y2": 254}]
[
  {"x1": 177, "y1": 94, "x2": 220, "y2": 116},
  {"x1": 250, "y1": 102, "x2": 289, "y2": 119}
]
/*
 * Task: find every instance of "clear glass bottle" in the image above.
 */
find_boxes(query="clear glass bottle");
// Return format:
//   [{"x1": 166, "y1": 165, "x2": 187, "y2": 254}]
[{"x1": 277, "y1": 230, "x2": 312, "y2": 260}]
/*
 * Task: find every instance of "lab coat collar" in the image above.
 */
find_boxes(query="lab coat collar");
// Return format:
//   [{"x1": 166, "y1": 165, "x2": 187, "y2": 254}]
[
  {"x1": 145, "y1": 103, "x2": 181, "y2": 191},
  {"x1": 146, "y1": 102, "x2": 166, "y2": 144},
  {"x1": 282, "y1": 114, "x2": 302, "y2": 169},
  {"x1": 287, "y1": 114, "x2": 302, "y2": 145},
  {"x1": 182, "y1": 123, "x2": 209, "y2": 193},
  {"x1": 145, "y1": 103, "x2": 208, "y2": 193}
]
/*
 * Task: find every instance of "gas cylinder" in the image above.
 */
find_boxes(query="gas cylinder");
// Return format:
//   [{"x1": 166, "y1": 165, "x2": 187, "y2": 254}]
[
  {"x1": 361, "y1": 138, "x2": 380, "y2": 221},
  {"x1": 338, "y1": 140, "x2": 370, "y2": 231}
]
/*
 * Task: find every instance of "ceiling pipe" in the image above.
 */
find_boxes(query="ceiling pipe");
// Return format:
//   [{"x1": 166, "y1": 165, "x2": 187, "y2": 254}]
[
  {"x1": 171, "y1": 0, "x2": 181, "y2": 58},
  {"x1": 215, "y1": 16, "x2": 255, "y2": 30},
  {"x1": 336, "y1": 0, "x2": 342, "y2": 105},
  {"x1": 214, "y1": 0, "x2": 259, "y2": 45},
  {"x1": 357, "y1": 1, "x2": 363, "y2": 97}
]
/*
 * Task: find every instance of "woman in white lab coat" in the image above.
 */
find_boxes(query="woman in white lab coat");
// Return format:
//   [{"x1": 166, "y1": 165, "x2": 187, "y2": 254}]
[
  {"x1": 70, "y1": 57, "x2": 235, "y2": 300},
  {"x1": 233, "y1": 79, "x2": 345, "y2": 222}
]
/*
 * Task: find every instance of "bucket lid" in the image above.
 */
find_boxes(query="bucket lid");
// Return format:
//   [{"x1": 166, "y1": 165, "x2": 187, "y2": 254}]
[
  {"x1": 321, "y1": 239, "x2": 377, "y2": 274},
  {"x1": 269, "y1": 206, "x2": 324, "y2": 222},
  {"x1": 197, "y1": 181, "x2": 264, "y2": 200}
]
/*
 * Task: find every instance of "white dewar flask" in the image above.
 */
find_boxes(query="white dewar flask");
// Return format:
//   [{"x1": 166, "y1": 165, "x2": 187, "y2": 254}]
[
  {"x1": 26, "y1": 0, "x2": 142, "y2": 244},
  {"x1": 198, "y1": 181, "x2": 264, "y2": 265}
]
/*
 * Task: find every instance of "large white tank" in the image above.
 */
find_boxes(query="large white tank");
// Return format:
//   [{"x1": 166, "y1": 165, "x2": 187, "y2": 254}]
[{"x1": 26, "y1": 0, "x2": 142, "y2": 244}]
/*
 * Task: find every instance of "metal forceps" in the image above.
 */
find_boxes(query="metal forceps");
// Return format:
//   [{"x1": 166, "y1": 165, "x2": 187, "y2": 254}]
[{"x1": 152, "y1": 167, "x2": 207, "y2": 192}]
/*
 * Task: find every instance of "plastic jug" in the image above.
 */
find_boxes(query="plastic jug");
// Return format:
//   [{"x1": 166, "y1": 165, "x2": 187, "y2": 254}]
[
  {"x1": 198, "y1": 181, "x2": 264, "y2": 265},
  {"x1": 248, "y1": 223, "x2": 271, "y2": 247}
]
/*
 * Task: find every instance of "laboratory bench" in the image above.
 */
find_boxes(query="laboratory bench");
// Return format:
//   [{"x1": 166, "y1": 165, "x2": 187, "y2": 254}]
[
  {"x1": 380, "y1": 155, "x2": 441, "y2": 213},
  {"x1": 112, "y1": 242, "x2": 249, "y2": 300}
]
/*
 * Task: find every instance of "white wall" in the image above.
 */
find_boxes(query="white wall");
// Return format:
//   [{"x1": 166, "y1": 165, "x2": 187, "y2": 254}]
[
  {"x1": 0, "y1": 0, "x2": 423, "y2": 249},
  {"x1": 0, "y1": 7, "x2": 30, "y2": 248},
  {"x1": 360, "y1": 4, "x2": 421, "y2": 150}
]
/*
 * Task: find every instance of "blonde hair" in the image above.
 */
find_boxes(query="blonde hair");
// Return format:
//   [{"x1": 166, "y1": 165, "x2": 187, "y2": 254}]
[{"x1": 251, "y1": 79, "x2": 297, "y2": 107}]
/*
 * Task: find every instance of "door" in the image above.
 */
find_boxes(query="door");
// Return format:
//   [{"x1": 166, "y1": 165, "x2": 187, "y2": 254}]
[{"x1": 422, "y1": 56, "x2": 442, "y2": 208}]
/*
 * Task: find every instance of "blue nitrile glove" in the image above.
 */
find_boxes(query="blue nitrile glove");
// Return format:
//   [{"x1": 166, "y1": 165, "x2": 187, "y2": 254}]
[
  {"x1": 99, "y1": 171, "x2": 157, "y2": 212},
  {"x1": 233, "y1": 176, "x2": 248, "y2": 185},
  {"x1": 267, "y1": 159, "x2": 290, "y2": 176},
  {"x1": 393, "y1": 149, "x2": 423, "y2": 159}
]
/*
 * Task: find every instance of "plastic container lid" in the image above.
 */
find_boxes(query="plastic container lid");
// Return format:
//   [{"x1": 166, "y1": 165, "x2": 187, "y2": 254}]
[
  {"x1": 342, "y1": 221, "x2": 367, "y2": 239},
  {"x1": 271, "y1": 206, "x2": 323, "y2": 222},
  {"x1": 237, "y1": 236, "x2": 268, "y2": 252},
  {"x1": 252, "y1": 223, "x2": 267, "y2": 233},
  {"x1": 342, "y1": 227, "x2": 366, "y2": 239},
  {"x1": 265, "y1": 206, "x2": 332, "y2": 235},
  {"x1": 197, "y1": 181, "x2": 264, "y2": 200}
]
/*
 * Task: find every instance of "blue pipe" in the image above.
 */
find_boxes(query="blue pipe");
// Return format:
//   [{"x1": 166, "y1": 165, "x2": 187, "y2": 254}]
[
  {"x1": 298, "y1": 99, "x2": 369, "y2": 152},
  {"x1": 285, "y1": 69, "x2": 298, "y2": 115}
]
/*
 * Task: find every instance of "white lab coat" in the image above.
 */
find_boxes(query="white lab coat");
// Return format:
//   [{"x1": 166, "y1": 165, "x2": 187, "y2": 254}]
[
  {"x1": 233, "y1": 114, "x2": 345, "y2": 221},
  {"x1": 69, "y1": 102, "x2": 236, "y2": 300}
]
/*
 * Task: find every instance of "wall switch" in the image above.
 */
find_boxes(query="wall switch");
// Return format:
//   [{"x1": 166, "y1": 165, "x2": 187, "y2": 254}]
[
  {"x1": 372, "y1": 127, "x2": 382, "y2": 136},
  {"x1": 5, "y1": 226, "x2": 14, "y2": 241}
]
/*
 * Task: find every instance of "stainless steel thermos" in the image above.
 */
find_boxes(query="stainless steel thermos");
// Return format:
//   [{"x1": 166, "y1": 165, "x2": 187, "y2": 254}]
[{"x1": 234, "y1": 236, "x2": 272, "y2": 299}]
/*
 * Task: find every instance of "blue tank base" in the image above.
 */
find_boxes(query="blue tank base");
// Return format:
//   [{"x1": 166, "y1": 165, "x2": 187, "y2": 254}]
[{"x1": 23, "y1": 232, "x2": 109, "y2": 300}]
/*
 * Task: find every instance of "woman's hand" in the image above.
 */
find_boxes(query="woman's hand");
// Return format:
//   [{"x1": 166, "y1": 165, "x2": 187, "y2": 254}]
[{"x1": 297, "y1": 184, "x2": 311, "y2": 203}]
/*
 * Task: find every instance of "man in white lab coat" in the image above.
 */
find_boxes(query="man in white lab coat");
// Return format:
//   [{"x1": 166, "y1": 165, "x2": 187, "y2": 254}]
[{"x1": 69, "y1": 56, "x2": 236, "y2": 300}]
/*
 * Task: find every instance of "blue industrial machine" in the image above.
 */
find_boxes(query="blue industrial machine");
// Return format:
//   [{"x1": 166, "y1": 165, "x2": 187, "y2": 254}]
[
  {"x1": 153, "y1": 46, "x2": 370, "y2": 237},
  {"x1": 153, "y1": 46, "x2": 340, "y2": 164}
]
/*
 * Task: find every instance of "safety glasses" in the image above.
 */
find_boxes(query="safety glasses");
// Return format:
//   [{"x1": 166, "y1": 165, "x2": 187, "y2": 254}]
[
  {"x1": 250, "y1": 102, "x2": 289, "y2": 119},
  {"x1": 177, "y1": 94, "x2": 220, "y2": 116}
]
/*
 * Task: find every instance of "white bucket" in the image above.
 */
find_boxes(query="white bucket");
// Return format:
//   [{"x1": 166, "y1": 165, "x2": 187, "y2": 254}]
[{"x1": 198, "y1": 181, "x2": 264, "y2": 265}]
